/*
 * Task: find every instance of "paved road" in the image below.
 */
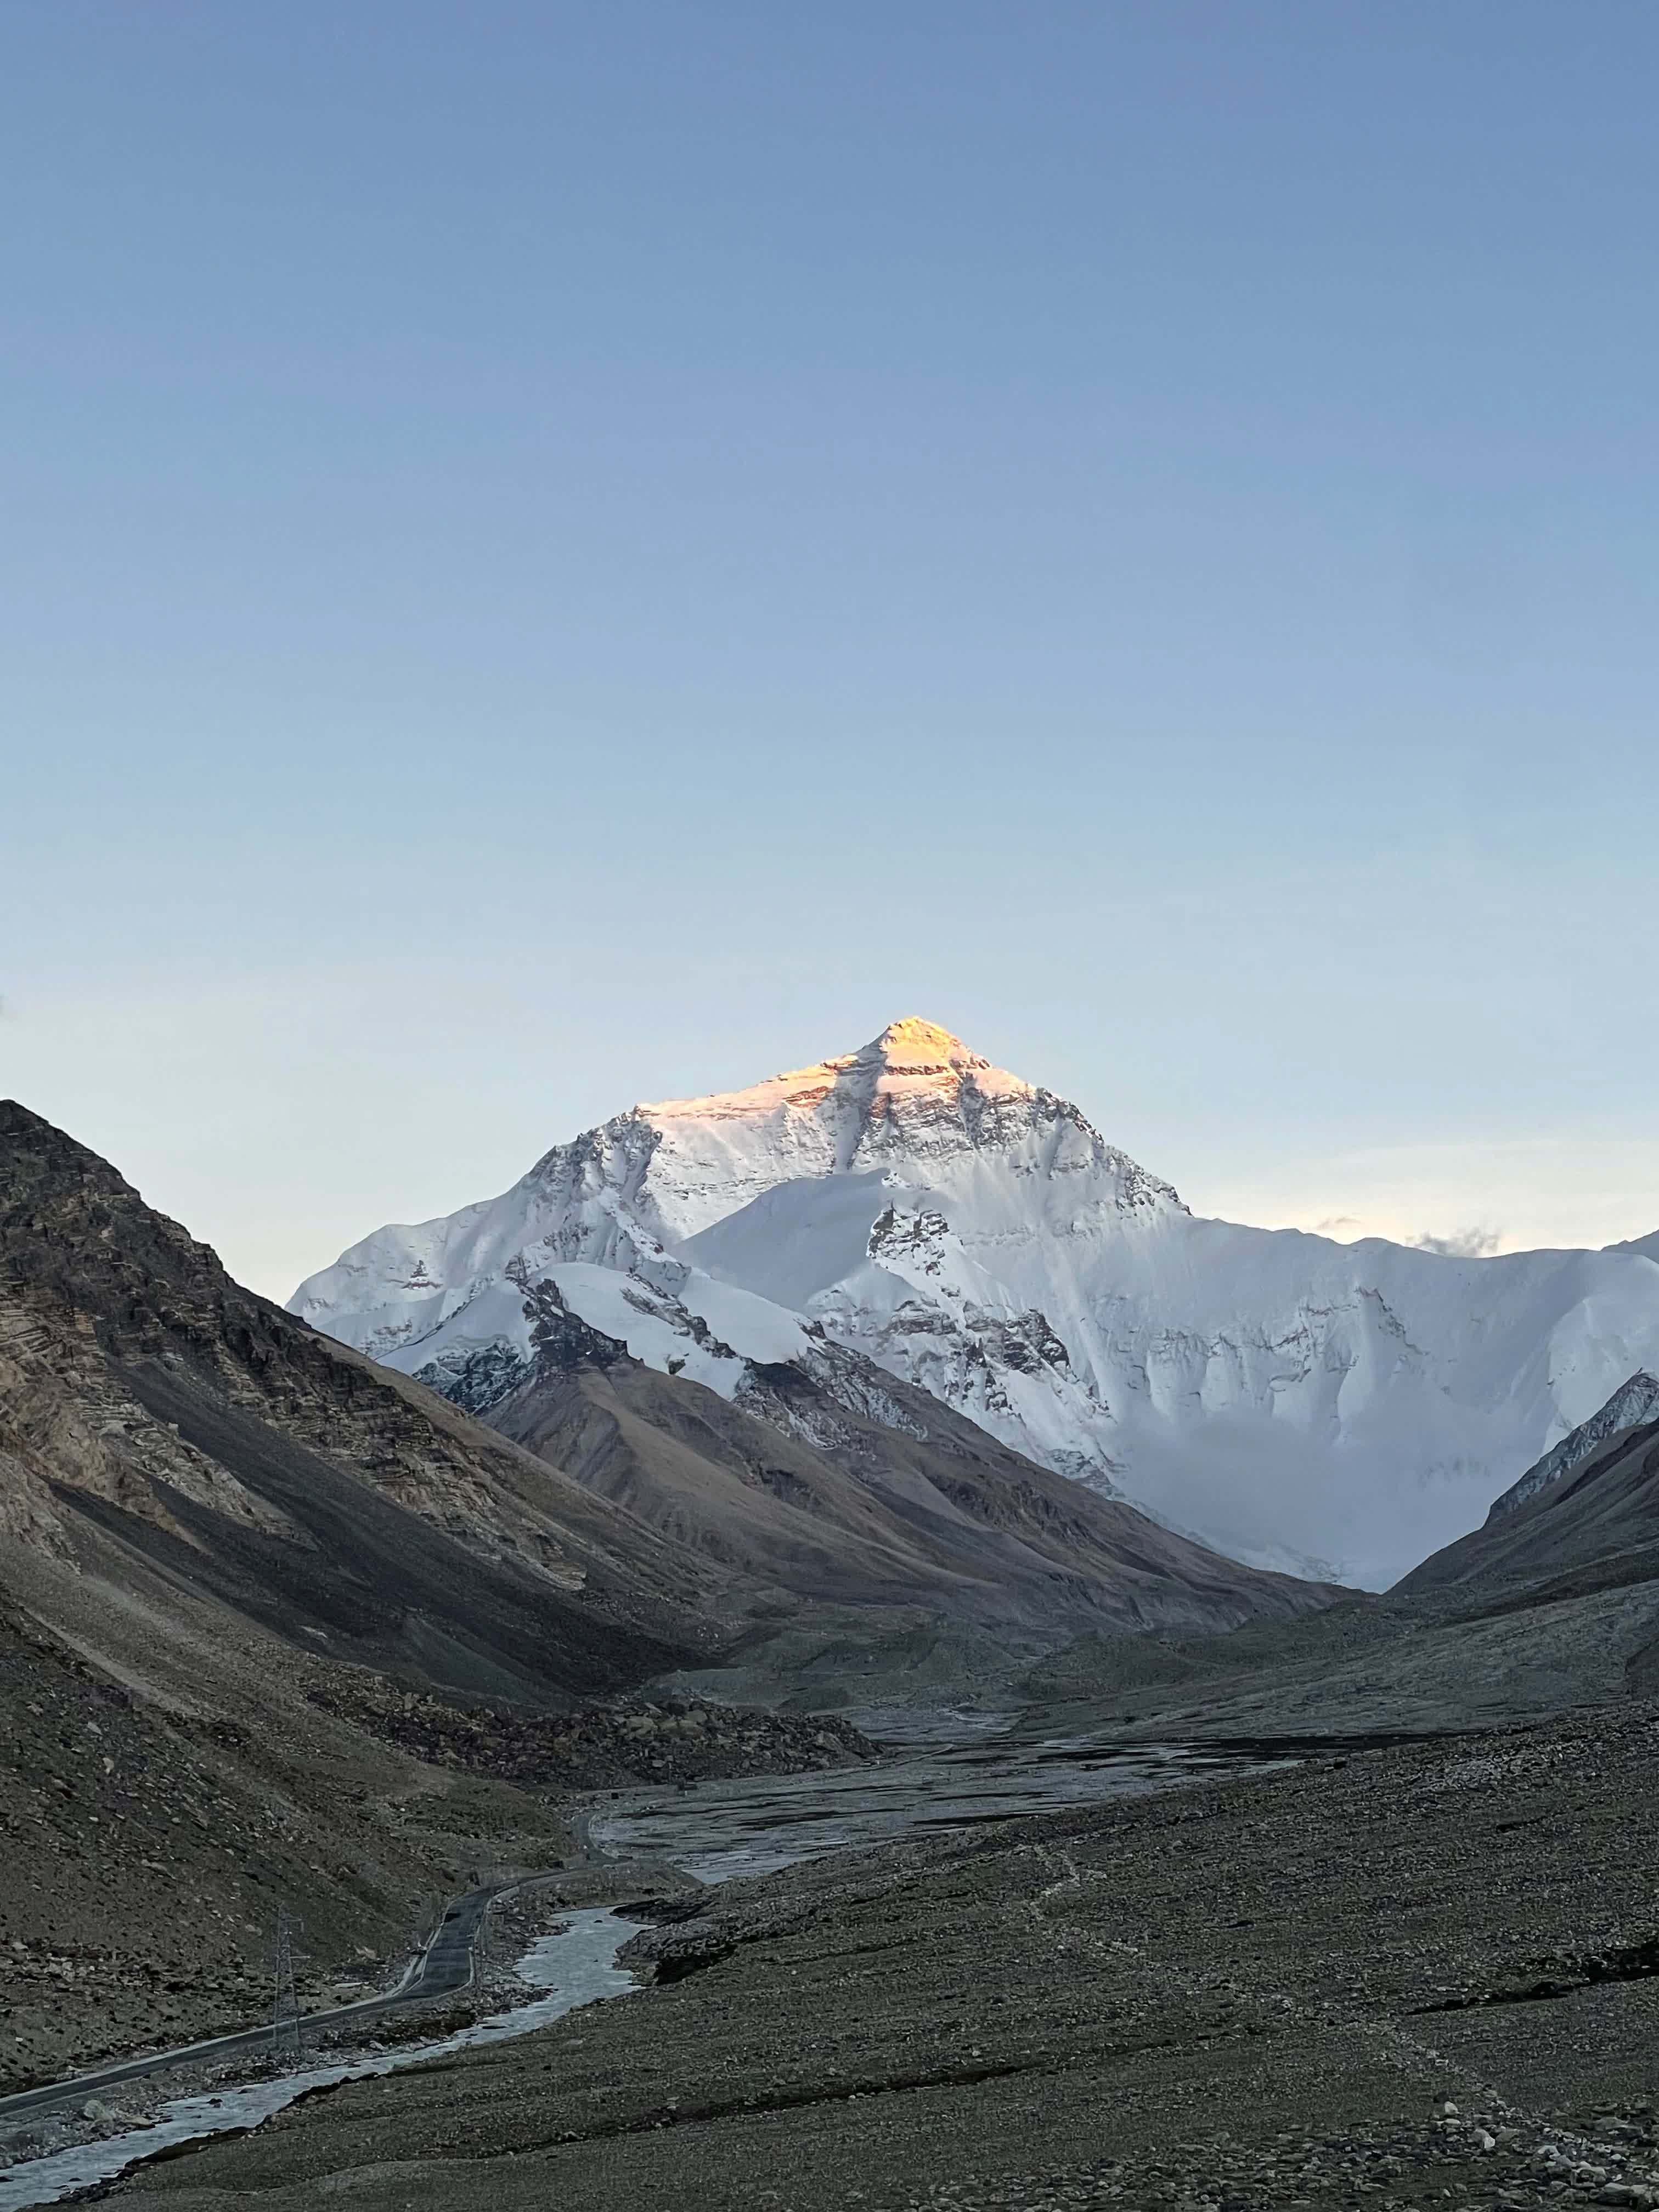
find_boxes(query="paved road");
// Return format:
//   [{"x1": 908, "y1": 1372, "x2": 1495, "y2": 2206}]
[{"x1": 0, "y1": 1884, "x2": 507, "y2": 2125}]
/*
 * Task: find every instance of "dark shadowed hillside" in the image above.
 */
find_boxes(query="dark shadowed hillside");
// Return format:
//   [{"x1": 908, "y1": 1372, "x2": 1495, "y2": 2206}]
[
  {"x1": 0, "y1": 1100, "x2": 723, "y2": 1702},
  {"x1": 1399, "y1": 1388, "x2": 1659, "y2": 1624},
  {"x1": 0, "y1": 1103, "x2": 865, "y2": 2090},
  {"x1": 483, "y1": 1339, "x2": 1338, "y2": 1634}
]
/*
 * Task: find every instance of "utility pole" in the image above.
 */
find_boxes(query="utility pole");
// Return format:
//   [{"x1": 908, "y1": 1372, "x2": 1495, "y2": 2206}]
[
  {"x1": 272, "y1": 1905, "x2": 302, "y2": 2059},
  {"x1": 478, "y1": 1883, "x2": 499, "y2": 1983}
]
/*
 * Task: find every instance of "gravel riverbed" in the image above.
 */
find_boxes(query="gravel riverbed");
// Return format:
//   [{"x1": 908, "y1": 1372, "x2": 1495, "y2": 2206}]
[{"x1": 88, "y1": 1701, "x2": 1659, "y2": 2211}]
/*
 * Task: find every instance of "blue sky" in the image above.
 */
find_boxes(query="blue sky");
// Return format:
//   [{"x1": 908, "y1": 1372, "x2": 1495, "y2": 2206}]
[{"x1": 4, "y1": 2, "x2": 1658, "y2": 1295}]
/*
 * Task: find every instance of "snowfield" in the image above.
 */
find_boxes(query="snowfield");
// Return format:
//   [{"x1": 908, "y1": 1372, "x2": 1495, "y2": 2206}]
[{"x1": 290, "y1": 1019, "x2": 1659, "y2": 1586}]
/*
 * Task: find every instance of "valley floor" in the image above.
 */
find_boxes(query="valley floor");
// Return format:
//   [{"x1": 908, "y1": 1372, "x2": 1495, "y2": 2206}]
[{"x1": 104, "y1": 1700, "x2": 1659, "y2": 2212}]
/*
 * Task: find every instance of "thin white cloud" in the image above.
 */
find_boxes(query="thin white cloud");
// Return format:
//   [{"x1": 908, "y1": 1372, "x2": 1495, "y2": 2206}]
[{"x1": 1406, "y1": 1226, "x2": 1504, "y2": 1259}]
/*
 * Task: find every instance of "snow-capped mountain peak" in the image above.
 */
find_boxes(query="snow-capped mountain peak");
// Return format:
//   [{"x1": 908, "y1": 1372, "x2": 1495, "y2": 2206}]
[
  {"x1": 290, "y1": 1022, "x2": 1659, "y2": 1587},
  {"x1": 864, "y1": 1015, "x2": 984, "y2": 1068},
  {"x1": 616, "y1": 1018, "x2": 1185, "y2": 1235}
]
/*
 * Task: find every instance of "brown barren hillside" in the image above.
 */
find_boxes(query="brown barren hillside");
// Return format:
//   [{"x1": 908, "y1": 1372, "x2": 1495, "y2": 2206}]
[{"x1": 0, "y1": 1103, "x2": 866, "y2": 2091}]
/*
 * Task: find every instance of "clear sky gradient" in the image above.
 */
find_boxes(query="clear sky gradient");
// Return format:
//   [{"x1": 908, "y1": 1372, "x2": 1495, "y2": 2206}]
[{"x1": 4, "y1": 3, "x2": 1658, "y2": 1296}]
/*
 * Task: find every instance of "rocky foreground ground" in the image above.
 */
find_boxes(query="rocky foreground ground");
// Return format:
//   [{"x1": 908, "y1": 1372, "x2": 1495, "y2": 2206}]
[{"x1": 105, "y1": 1701, "x2": 1659, "y2": 2211}]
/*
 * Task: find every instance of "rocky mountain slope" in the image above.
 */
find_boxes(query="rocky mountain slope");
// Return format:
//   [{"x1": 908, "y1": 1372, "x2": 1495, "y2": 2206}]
[
  {"x1": 1485, "y1": 1369, "x2": 1659, "y2": 1519},
  {"x1": 1398, "y1": 1375, "x2": 1659, "y2": 1622},
  {"x1": 476, "y1": 1297, "x2": 1331, "y2": 1638},
  {"x1": 0, "y1": 1100, "x2": 720, "y2": 1705},
  {"x1": 0, "y1": 1548, "x2": 566, "y2": 2092},
  {"x1": 0, "y1": 1102, "x2": 875, "y2": 2091},
  {"x1": 292, "y1": 1019, "x2": 1659, "y2": 1584}
]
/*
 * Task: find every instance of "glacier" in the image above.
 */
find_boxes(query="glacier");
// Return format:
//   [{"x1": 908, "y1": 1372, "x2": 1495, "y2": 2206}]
[{"x1": 289, "y1": 1017, "x2": 1659, "y2": 1587}]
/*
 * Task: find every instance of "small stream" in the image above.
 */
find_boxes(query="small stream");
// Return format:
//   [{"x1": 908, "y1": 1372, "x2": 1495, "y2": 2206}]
[
  {"x1": 0, "y1": 1909, "x2": 647, "y2": 2211},
  {"x1": 0, "y1": 1718, "x2": 1295, "y2": 2208}
]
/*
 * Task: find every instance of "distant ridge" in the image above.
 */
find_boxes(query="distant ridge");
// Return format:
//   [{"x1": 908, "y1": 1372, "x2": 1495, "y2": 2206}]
[{"x1": 1486, "y1": 1371, "x2": 1659, "y2": 1522}]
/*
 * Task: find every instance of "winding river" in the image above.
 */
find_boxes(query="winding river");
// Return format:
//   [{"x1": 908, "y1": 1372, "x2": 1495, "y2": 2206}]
[{"x1": 0, "y1": 1716, "x2": 1292, "y2": 2209}]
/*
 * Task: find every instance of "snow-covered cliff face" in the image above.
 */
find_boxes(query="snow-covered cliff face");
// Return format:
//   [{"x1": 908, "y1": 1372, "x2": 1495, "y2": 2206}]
[{"x1": 290, "y1": 1018, "x2": 1659, "y2": 1587}]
